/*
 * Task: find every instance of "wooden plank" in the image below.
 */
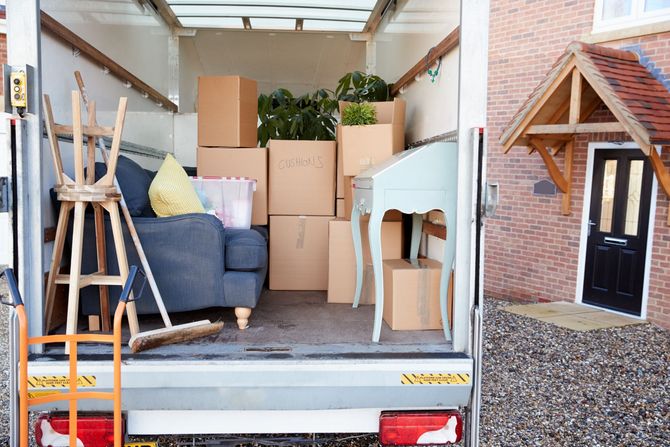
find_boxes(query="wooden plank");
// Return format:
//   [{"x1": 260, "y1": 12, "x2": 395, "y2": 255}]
[
  {"x1": 561, "y1": 140, "x2": 574, "y2": 215},
  {"x1": 53, "y1": 124, "x2": 115, "y2": 138},
  {"x1": 569, "y1": 68, "x2": 582, "y2": 124},
  {"x1": 40, "y1": 12, "x2": 177, "y2": 112},
  {"x1": 423, "y1": 221, "x2": 447, "y2": 240},
  {"x1": 55, "y1": 273, "x2": 126, "y2": 287},
  {"x1": 72, "y1": 91, "x2": 85, "y2": 184},
  {"x1": 529, "y1": 138, "x2": 568, "y2": 193},
  {"x1": 525, "y1": 122, "x2": 625, "y2": 134},
  {"x1": 390, "y1": 27, "x2": 460, "y2": 97}
]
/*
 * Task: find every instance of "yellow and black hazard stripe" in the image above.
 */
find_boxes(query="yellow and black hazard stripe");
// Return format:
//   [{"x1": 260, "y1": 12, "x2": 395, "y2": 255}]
[
  {"x1": 400, "y1": 373, "x2": 471, "y2": 385},
  {"x1": 27, "y1": 375, "x2": 96, "y2": 389}
]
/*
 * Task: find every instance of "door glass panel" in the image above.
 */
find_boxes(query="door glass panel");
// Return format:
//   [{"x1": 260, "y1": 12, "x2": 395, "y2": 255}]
[
  {"x1": 599, "y1": 159, "x2": 618, "y2": 233},
  {"x1": 624, "y1": 160, "x2": 644, "y2": 236},
  {"x1": 645, "y1": 0, "x2": 670, "y2": 12},
  {"x1": 602, "y1": 0, "x2": 632, "y2": 19}
]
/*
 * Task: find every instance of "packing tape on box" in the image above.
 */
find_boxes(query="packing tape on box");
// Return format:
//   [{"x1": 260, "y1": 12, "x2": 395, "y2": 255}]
[
  {"x1": 296, "y1": 216, "x2": 306, "y2": 249},
  {"x1": 406, "y1": 259, "x2": 431, "y2": 326}
]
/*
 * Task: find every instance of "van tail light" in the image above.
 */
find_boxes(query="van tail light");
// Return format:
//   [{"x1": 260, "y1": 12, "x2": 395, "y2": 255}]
[
  {"x1": 35, "y1": 413, "x2": 123, "y2": 447},
  {"x1": 379, "y1": 411, "x2": 463, "y2": 446}
]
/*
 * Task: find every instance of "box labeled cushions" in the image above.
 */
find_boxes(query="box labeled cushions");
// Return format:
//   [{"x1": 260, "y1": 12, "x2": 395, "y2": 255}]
[
  {"x1": 382, "y1": 258, "x2": 443, "y2": 330},
  {"x1": 190, "y1": 177, "x2": 256, "y2": 229},
  {"x1": 327, "y1": 219, "x2": 402, "y2": 304},
  {"x1": 197, "y1": 147, "x2": 268, "y2": 225},
  {"x1": 198, "y1": 76, "x2": 257, "y2": 147},
  {"x1": 269, "y1": 215, "x2": 334, "y2": 290},
  {"x1": 268, "y1": 140, "x2": 336, "y2": 216},
  {"x1": 339, "y1": 98, "x2": 406, "y2": 176}
]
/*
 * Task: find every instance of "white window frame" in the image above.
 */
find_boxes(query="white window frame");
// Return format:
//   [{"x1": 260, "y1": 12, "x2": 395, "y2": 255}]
[
  {"x1": 593, "y1": 0, "x2": 670, "y2": 33},
  {"x1": 575, "y1": 142, "x2": 657, "y2": 320}
]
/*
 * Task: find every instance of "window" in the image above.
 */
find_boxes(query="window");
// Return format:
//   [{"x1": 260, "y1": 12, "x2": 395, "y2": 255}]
[{"x1": 594, "y1": 0, "x2": 670, "y2": 31}]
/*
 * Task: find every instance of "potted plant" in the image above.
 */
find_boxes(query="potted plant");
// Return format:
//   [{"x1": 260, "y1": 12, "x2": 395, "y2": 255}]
[{"x1": 335, "y1": 72, "x2": 405, "y2": 177}]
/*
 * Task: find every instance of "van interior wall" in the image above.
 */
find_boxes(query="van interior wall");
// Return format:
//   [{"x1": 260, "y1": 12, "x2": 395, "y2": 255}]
[
  {"x1": 39, "y1": 8, "x2": 176, "y2": 271},
  {"x1": 375, "y1": 30, "x2": 459, "y2": 259},
  {"x1": 178, "y1": 30, "x2": 366, "y2": 113}
]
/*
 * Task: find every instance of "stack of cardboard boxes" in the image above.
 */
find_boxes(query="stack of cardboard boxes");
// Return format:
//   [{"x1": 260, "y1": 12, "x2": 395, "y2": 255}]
[
  {"x1": 268, "y1": 140, "x2": 337, "y2": 290},
  {"x1": 327, "y1": 99, "x2": 406, "y2": 305},
  {"x1": 196, "y1": 76, "x2": 268, "y2": 227}
]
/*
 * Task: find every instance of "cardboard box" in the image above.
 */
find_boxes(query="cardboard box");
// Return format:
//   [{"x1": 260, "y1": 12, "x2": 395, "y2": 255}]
[
  {"x1": 268, "y1": 140, "x2": 336, "y2": 216},
  {"x1": 343, "y1": 176, "x2": 402, "y2": 221},
  {"x1": 383, "y1": 258, "x2": 446, "y2": 331},
  {"x1": 198, "y1": 76, "x2": 258, "y2": 148},
  {"x1": 339, "y1": 99, "x2": 406, "y2": 176},
  {"x1": 336, "y1": 125, "x2": 345, "y2": 198},
  {"x1": 327, "y1": 219, "x2": 403, "y2": 304},
  {"x1": 336, "y1": 199, "x2": 345, "y2": 218},
  {"x1": 269, "y1": 216, "x2": 334, "y2": 290},
  {"x1": 197, "y1": 147, "x2": 268, "y2": 225}
]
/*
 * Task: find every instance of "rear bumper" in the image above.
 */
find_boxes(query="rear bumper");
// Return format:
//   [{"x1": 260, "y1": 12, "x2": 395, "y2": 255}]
[{"x1": 28, "y1": 355, "x2": 473, "y2": 433}]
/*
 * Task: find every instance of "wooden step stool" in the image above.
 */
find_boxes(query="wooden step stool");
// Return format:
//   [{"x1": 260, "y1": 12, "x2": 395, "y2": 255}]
[{"x1": 43, "y1": 91, "x2": 139, "y2": 347}]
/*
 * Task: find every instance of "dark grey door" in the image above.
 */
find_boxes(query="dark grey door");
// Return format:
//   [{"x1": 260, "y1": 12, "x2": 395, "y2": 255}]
[{"x1": 583, "y1": 149, "x2": 653, "y2": 316}]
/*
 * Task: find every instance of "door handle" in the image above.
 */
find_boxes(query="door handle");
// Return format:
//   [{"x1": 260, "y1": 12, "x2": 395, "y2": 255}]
[
  {"x1": 604, "y1": 237, "x2": 627, "y2": 247},
  {"x1": 588, "y1": 220, "x2": 597, "y2": 236}
]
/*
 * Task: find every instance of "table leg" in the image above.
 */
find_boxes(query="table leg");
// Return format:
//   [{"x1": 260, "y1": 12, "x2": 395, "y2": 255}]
[
  {"x1": 368, "y1": 210, "x2": 384, "y2": 343},
  {"x1": 410, "y1": 213, "x2": 423, "y2": 260},
  {"x1": 352, "y1": 204, "x2": 364, "y2": 308}
]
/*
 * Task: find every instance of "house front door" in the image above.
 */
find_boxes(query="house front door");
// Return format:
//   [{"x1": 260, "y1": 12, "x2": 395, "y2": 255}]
[{"x1": 583, "y1": 148, "x2": 653, "y2": 316}]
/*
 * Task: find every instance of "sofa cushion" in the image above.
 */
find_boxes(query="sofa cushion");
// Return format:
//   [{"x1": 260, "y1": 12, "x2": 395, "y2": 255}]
[
  {"x1": 149, "y1": 154, "x2": 205, "y2": 217},
  {"x1": 95, "y1": 155, "x2": 152, "y2": 216},
  {"x1": 225, "y1": 227, "x2": 268, "y2": 271}
]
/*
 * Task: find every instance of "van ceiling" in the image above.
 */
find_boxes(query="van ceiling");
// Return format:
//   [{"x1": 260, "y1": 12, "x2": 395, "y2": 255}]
[{"x1": 166, "y1": 0, "x2": 377, "y2": 32}]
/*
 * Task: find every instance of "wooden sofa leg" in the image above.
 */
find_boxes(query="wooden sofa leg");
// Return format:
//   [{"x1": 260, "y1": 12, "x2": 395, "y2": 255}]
[{"x1": 235, "y1": 307, "x2": 252, "y2": 330}]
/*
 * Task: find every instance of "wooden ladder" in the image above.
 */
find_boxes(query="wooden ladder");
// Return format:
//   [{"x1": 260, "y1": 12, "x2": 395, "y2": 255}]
[{"x1": 43, "y1": 91, "x2": 139, "y2": 349}]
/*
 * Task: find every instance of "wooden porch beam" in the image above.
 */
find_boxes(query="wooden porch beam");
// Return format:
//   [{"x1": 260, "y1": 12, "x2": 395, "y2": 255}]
[
  {"x1": 569, "y1": 68, "x2": 582, "y2": 124},
  {"x1": 528, "y1": 137, "x2": 569, "y2": 193},
  {"x1": 525, "y1": 122, "x2": 625, "y2": 135},
  {"x1": 649, "y1": 148, "x2": 670, "y2": 198},
  {"x1": 561, "y1": 140, "x2": 574, "y2": 215}
]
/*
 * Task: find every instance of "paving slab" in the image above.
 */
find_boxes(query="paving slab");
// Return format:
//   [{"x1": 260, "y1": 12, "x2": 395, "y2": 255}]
[
  {"x1": 577, "y1": 310, "x2": 645, "y2": 327},
  {"x1": 503, "y1": 301, "x2": 598, "y2": 318},
  {"x1": 538, "y1": 313, "x2": 614, "y2": 331}
]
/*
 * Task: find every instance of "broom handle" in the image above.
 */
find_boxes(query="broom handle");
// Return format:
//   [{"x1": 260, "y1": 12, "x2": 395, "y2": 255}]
[{"x1": 76, "y1": 71, "x2": 173, "y2": 328}]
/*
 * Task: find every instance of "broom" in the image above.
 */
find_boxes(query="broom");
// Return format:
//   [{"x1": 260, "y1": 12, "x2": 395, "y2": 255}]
[{"x1": 75, "y1": 71, "x2": 223, "y2": 352}]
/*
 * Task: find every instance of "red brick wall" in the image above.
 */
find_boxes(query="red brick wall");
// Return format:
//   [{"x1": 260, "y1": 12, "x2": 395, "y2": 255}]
[{"x1": 486, "y1": 0, "x2": 670, "y2": 328}]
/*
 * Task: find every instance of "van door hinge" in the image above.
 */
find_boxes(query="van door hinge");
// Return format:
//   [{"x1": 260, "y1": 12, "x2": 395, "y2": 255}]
[{"x1": 0, "y1": 177, "x2": 8, "y2": 212}]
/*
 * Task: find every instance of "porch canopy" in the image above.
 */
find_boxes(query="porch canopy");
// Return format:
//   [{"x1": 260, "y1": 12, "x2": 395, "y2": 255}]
[{"x1": 500, "y1": 41, "x2": 670, "y2": 217}]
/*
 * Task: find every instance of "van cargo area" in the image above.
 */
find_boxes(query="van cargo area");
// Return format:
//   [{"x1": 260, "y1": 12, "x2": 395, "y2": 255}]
[
  {"x1": 43, "y1": 290, "x2": 451, "y2": 359},
  {"x1": 4, "y1": 0, "x2": 488, "y2": 443}
]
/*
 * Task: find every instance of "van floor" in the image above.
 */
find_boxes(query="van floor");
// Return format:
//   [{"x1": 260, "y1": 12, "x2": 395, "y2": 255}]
[{"x1": 44, "y1": 290, "x2": 451, "y2": 359}]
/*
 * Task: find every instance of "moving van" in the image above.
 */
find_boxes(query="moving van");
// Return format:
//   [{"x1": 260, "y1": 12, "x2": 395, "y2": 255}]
[{"x1": 1, "y1": 0, "x2": 490, "y2": 445}]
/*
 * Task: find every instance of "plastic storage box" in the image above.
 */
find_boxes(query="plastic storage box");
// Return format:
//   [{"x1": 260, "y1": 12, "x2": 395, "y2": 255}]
[{"x1": 190, "y1": 176, "x2": 257, "y2": 229}]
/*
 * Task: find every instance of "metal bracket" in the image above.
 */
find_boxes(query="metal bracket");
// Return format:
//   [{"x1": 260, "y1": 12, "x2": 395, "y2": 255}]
[
  {"x1": 483, "y1": 182, "x2": 499, "y2": 218},
  {"x1": 0, "y1": 177, "x2": 8, "y2": 212}
]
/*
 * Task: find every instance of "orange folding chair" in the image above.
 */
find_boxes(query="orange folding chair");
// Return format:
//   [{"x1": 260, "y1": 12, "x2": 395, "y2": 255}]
[{"x1": 2, "y1": 265, "x2": 145, "y2": 447}]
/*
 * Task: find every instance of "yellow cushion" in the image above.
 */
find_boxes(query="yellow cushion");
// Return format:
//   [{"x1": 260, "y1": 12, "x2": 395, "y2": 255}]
[{"x1": 149, "y1": 154, "x2": 205, "y2": 217}]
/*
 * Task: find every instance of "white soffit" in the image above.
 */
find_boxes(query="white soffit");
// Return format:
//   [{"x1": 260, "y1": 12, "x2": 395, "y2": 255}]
[
  {"x1": 166, "y1": 0, "x2": 377, "y2": 32},
  {"x1": 381, "y1": 0, "x2": 460, "y2": 34}
]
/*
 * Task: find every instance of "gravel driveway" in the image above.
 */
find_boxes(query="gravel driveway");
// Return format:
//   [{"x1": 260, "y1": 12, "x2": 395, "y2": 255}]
[{"x1": 0, "y1": 278, "x2": 667, "y2": 446}]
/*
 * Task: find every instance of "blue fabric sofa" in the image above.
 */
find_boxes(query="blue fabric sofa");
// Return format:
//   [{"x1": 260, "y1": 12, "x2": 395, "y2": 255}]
[{"x1": 71, "y1": 156, "x2": 268, "y2": 330}]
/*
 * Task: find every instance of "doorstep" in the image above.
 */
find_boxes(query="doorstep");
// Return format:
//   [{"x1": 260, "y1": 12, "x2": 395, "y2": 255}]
[{"x1": 503, "y1": 301, "x2": 646, "y2": 331}]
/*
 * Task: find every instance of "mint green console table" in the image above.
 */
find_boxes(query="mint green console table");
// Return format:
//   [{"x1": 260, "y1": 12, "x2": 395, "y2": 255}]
[{"x1": 351, "y1": 141, "x2": 458, "y2": 342}]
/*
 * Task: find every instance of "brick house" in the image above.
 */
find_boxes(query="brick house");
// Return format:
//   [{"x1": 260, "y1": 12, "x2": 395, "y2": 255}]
[{"x1": 486, "y1": 0, "x2": 670, "y2": 329}]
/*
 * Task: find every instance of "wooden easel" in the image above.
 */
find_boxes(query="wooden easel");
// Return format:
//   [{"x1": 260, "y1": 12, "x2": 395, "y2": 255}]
[{"x1": 43, "y1": 91, "x2": 139, "y2": 348}]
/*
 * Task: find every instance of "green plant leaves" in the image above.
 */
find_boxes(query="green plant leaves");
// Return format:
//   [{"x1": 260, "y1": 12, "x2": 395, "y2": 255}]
[
  {"x1": 257, "y1": 87, "x2": 337, "y2": 146},
  {"x1": 341, "y1": 102, "x2": 377, "y2": 126},
  {"x1": 335, "y1": 71, "x2": 390, "y2": 103}
]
